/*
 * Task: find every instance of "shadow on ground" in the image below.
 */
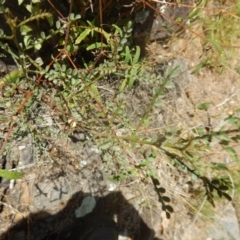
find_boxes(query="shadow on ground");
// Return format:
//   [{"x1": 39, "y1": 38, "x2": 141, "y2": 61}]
[{"x1": 1, "y1": 189, "x2": 161, "y2": 240}]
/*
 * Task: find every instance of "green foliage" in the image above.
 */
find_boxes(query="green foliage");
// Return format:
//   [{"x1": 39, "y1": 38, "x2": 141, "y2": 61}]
[
  {"x1": 152, "y1": 103, "x2": 240, "y2": 206},
  {"x1": 0, "y1": 169, "x2": 24, "y2": 180},
  {"x1": 189, "y1": 0, "x2": 240, "y2": 72},
  {"x1": 0, "y1": 0, "x2": 238, "y2": 217}
]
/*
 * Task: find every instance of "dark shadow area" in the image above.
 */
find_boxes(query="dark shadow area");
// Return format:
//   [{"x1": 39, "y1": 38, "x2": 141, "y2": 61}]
[
  {"x1": 1, "y1": 190, "x2": 161, "y2": 240},
  {"x1": 0, "y1": 0, "x2": 193, "y2": 66},
  {"x1": 0, "y1": 0, "x2": 156, "y2": 64}
]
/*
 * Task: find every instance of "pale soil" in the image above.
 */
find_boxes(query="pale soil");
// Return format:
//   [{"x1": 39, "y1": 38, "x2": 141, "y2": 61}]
[{"x1": 145, "y1": 17, "x2": 240, "y2": 239}]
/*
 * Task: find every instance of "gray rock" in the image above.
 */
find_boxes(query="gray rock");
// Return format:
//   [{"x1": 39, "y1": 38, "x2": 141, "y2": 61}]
[
  {"x1": 31, "y1": 176, "x2": 70, "y2": 212},
  {"x1": 208, "y1": 203, "x2": 240, "y2": 240},
  {"x1": 75, "y1": 196, "x2": 96, "y2": 218}
]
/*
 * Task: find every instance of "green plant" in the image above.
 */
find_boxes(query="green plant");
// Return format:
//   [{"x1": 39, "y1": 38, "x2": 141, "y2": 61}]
[
  {"x1": 0, "y1": 0, "x2": 150, "y2": 181},
  {"x1": 189, "y1": 0, "x2": 240, "y2": 72},
  {"x1": 0, "y1": 169, "x2": 24, "y2": 179},
  {"x1": 0, "y1": 1, "x2": 238, "y2": 224}
]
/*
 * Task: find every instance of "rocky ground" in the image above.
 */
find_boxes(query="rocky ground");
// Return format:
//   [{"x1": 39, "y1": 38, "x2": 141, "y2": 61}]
[{"x1": 0, "y1": 1, "x2": 240, "y2": 240}]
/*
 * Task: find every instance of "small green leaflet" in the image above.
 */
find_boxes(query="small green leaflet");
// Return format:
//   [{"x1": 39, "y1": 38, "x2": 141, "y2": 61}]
[
  {"x1": 119, "y1": 78, "x2": 127, "y2": 93},
  {"x1": 86, "y1": 42, "x2": 107, "y2": 50},
  {"x1": 0, "y1": 169, "x2": 24, "y2": 180},
  {"x1": 206, "y1": 38, "x2": 222, "y2": 55},
  {"x1": 123, "y1": 46, "x2": 141, "y2": 65},
  {"x1": 0, "y1": 68, "x2": 24, "y2": 89},
  {"x1": 211, "y1": 162, "x2": 229, "y2": 171},
  {"x1": 75, "y1": 27, "x2": 111, "y2": 45},
  {"x1": 165, "y1": 65, "x2": 180, "y2": 79},
  {"x1": 132, "y1": 46, "x2": 140, "y2": 65},
  {"x1": 161, "y1": 144, "x2": 184, "y2": 158},
  {"x1": 123, "y1": 46, "x2": 131, "y2": 64},
  {"x1": 225, "y1": 147, "x2": 238, "y2": 163},
  {"x1": 191, "y1": 61, "x2": 208, "y2": 74},
  {"x1": 18, "y1": 0, "x2": 24, "y2": 5},
  {"x1": 197, "y1": 102, "x2": 211, "y2": 111},
  {"x1": 75, "y1": 29, "x2": 91, "y2": 44}
]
